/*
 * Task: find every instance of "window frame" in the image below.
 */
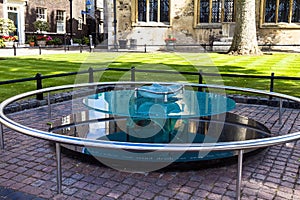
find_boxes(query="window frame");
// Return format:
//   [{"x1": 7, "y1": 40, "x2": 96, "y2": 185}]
[
  {"x1": 194, "y1": 0, "x2": 236, "y2": 28},
  {"x1": 131, "y1": 0, "x2": 171, "y2": 27},
  {"x1": 56, "y1": 10, "x2": 66, "y2": 33},
  {"x1": 36, "y1": 7, "x2": 47, "y2": 21},
  {"x1": 260, "y1": 0, "x2": 300, "y2": 28},
  {"x1": 78, "y1": 17, "x2": 83, "y2": 30}
]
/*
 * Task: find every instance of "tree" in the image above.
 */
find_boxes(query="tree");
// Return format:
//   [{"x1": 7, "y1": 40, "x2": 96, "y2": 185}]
[{"x1": 228, "y1": 0, "x2": 262, "y2": 55}]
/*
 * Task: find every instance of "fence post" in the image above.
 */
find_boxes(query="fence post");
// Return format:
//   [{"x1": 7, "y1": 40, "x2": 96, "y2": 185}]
[
  {"x1": 131, "y1": 67, "x2": 136, "y2": 82},
  {"x1": 88, "y1": 67, "x2": 94, "y2": 83},
  {"x1": 64, "y1": 36, "x2": 67, "y2": 52},
  {"x1": 13, "y1": 44, "x2": 16, "y2": 56},
  {"x1": 36, "y1": 73, "x2": 43, "y2": 100},
  {"x1": 144, "y1": 44, "x2": 147, "y2": 53},
  {"x1": 80, "y1": 44, "x2": 82, "y2": 53},
  {"x1": 39, "y1": 46, "x2": 42, "y2": 55},
  {"x1": 0, "y1": 123, "x2": 4, "y2": 150},
  {"x1": 269, "y1": 72, "x2": 275, "y2": 100},
  {"x1": 198, "y1": 70, "x2": 203, "y2": 92}
]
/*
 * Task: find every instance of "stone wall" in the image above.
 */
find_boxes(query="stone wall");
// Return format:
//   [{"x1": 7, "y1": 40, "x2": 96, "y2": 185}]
[{"x1": 114, "y1": 0, "x2": 300, "y2": 49}]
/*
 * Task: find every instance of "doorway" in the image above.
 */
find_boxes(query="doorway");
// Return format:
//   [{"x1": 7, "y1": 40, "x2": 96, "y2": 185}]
[{"x1": 8, "y1": 12, "x2": 18, "y2": 37}]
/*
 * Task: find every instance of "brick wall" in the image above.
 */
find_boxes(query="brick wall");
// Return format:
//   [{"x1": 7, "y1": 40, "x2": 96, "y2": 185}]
[{"x1": 25, "y1": 0, "x2": 87, "y2": 38}]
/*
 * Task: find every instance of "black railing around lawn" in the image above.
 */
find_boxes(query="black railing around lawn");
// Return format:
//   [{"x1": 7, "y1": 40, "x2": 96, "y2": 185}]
[
  {"x1": 1, "y1": 67, "x2": 300, "y2": 101},
  {"x1": 4, "y1": 42, "x2": 300, "y2": 56}
]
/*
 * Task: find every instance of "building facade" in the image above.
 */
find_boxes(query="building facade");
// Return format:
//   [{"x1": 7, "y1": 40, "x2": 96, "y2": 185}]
[
  {"x1": 0, "y1": 0, "x2": 299, "y2": 48},
  {"x1": 104, "y1": 0, "x2": 300, "y2": 49},
  {"x1": 0, "y1": 0, "x2": 99, "y2": 44}
]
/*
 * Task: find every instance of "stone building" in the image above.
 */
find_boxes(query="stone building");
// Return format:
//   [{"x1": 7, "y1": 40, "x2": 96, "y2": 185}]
[
  {"x1": 104, "y1": 0, "x2": 300, "y2": 50},
  {"x1": 1, "y1": 0, "x2": 299, "y2": 49},
  {"x1": 0, "y1": 0, "x2": 96, "y2": 44}
]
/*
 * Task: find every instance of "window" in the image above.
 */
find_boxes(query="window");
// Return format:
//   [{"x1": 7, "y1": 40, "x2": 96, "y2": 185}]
[
  {"x1": 292, "y1": 0, "x2": 300, "y2": 22},
  {"x1": 78, "y1": 18, "x2": 83, "y2": 30},
  {"x1": 7, "y1": 7, "x2": 17, "y2": 12},
  {"x1": 135, "y1": 0, "x2": 169, "y2": 23},
  {"x1": 198, "y1": 0, "x2": 235, "y2": 24},
  {"x1": 264, "y1": 0, "x2": 300, "y2": 23},
  {"x1": 56, "y1": 10, "x2": 65, "y2": 33},
  {"x1": 36, "y1": 7, "x2": 46, "y2": 21}
]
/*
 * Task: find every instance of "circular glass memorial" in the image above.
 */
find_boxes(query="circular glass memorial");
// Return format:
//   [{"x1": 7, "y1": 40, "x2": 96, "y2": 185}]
[{"x1": 50, "y1": 83, "x2": 271, "y2": 163}]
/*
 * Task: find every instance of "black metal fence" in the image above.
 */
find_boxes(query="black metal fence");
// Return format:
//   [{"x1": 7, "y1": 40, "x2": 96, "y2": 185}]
[
  {"x1": 1, "y1": 67, "x2": 300, "y2": 101},
  {"x1": 4, "y1": 42, "x2": 300, "y2": 56}
]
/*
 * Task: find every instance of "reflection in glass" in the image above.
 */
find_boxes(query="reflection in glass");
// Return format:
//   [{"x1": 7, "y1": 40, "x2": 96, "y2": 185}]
[
  {"x1": 292, "y1": 0, "x2": 300, "y2": 22},
  {"x1": 138, "y1": 0, "x2": 147, "y2": 22},
  {"x1": 149, "y1": 0, "x2": 158, "y2": 22},
  {"x1": 224, "y1": 0, "x2": 234, "y2": 22},
  {"x1": 278, "y1": 0, "x2": 289, "y2": 22},
  {"x1": 211, "y1": 0, "x2": 222, "y2": 23},
  {"x1": 160, "y1": 0, "x2": 169, "y2": 22},
  {"x1": 265, "y1": 0, "x2": 276, "y2": 23},
  {"x1": 200, "y1": 0, "x2": 210, "y2": 23}
]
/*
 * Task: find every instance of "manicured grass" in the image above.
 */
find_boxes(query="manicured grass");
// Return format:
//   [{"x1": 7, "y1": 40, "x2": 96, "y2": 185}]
[{"x1": 0, "y1": 52, "x2": 300, "y2": 102}]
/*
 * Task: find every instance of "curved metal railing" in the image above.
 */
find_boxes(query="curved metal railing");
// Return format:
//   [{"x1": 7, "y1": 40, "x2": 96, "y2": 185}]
[{"x1": 0, "y1": 82, "x2": 300, "y2": 200}]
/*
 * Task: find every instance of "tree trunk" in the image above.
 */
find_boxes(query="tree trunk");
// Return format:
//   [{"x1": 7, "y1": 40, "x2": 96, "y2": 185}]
[{"x1": 228, "y1": 0, "x2": 262, "y2": 55}]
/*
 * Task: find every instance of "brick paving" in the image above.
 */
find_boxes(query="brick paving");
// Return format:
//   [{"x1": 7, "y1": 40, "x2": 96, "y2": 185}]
[{"x1": 0, "y1": 101, "x2": 300, "y2": 200}]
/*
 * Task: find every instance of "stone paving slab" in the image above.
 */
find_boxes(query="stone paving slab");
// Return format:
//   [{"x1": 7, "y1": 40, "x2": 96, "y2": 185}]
[{"x1": 0, "y1": 101, "x2": 300, "y2": 200}]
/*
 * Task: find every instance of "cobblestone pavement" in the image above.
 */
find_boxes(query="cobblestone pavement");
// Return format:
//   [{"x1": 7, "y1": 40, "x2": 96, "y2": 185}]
[{"x1": 0, "y1": 101, "x2": 300, "y2": 200}]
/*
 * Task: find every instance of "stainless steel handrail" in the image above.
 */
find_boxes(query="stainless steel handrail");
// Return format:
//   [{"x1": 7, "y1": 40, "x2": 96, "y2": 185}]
[{"x1": 0, "y1": 81, "x2": 300, "y2": 200}]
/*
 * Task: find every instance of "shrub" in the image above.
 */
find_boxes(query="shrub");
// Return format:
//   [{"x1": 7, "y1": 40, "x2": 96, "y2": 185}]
[
  {"x1": 73, "y1": 38, "x2": 82, "y2": 44},
  {"x1": 0, "y1": 39, "x2": 5, "y2": 48},
  {"x1": 0, "y1": 18, "x2": 16, "y2": 35},
  {"x1": 34, "y1": 21, "x2": 50, "y2": 32},
  {"x1": 53, "y1": 37, "x2": 63, "y2": 45},
  {"x1": 82, "y1": 36, "x2": 90, "y2": 45}
]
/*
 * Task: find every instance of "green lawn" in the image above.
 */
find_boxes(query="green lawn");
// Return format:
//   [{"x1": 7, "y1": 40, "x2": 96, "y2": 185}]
[{"x1": 0, "y1": 52, "x2": 300, "y2": 102}]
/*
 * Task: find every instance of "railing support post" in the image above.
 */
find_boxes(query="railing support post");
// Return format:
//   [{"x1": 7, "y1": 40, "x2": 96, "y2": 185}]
[
  {"x1": 0, "y1": 123, "x2": 4, "y2": 150},
  {"x1": 269, "y1": 72, "x2": 275, "y2": 99},
  {"x1": 36, "y1": 73, "x2": 43, "y2": 100},
  {"x1": 88, "y1": 67, "x2": 94, "y2": 83},
  {"x1": 131, "y1": 67, "x2": 136, "y2": 82},
  {"x1": 56, "y1": 143, "x2": 62, "y2": 194},
  {"x1": 279, "y1": 98, "x2": 283, "y2": 125},
  {"x1": 48, "y1": 93, "x2": 52, "y2": 119},
  {"x1": 236, "y1": 149, "x2": 244, "y2": 200},
  {"x1": 198, "y1": 70, "x2": 203, "y2": 92}
]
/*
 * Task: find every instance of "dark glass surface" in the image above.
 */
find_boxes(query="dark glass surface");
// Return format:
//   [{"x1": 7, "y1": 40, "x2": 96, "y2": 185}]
[
  {"x1": 50, "y1": 112, "x2": 271, "y2": 162},
  {"x1": 138, "y1": 0, "x2": 147, "y2": 22},
  {"x1": 265, "y1": 0, "x2": 276, "y2": 22},
  {"x1": 160, "y1": 0, "x2": 169, "y2": 22},
  {"x1": 200, "y1": 0, "x2": 209, "y2": 23}
]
